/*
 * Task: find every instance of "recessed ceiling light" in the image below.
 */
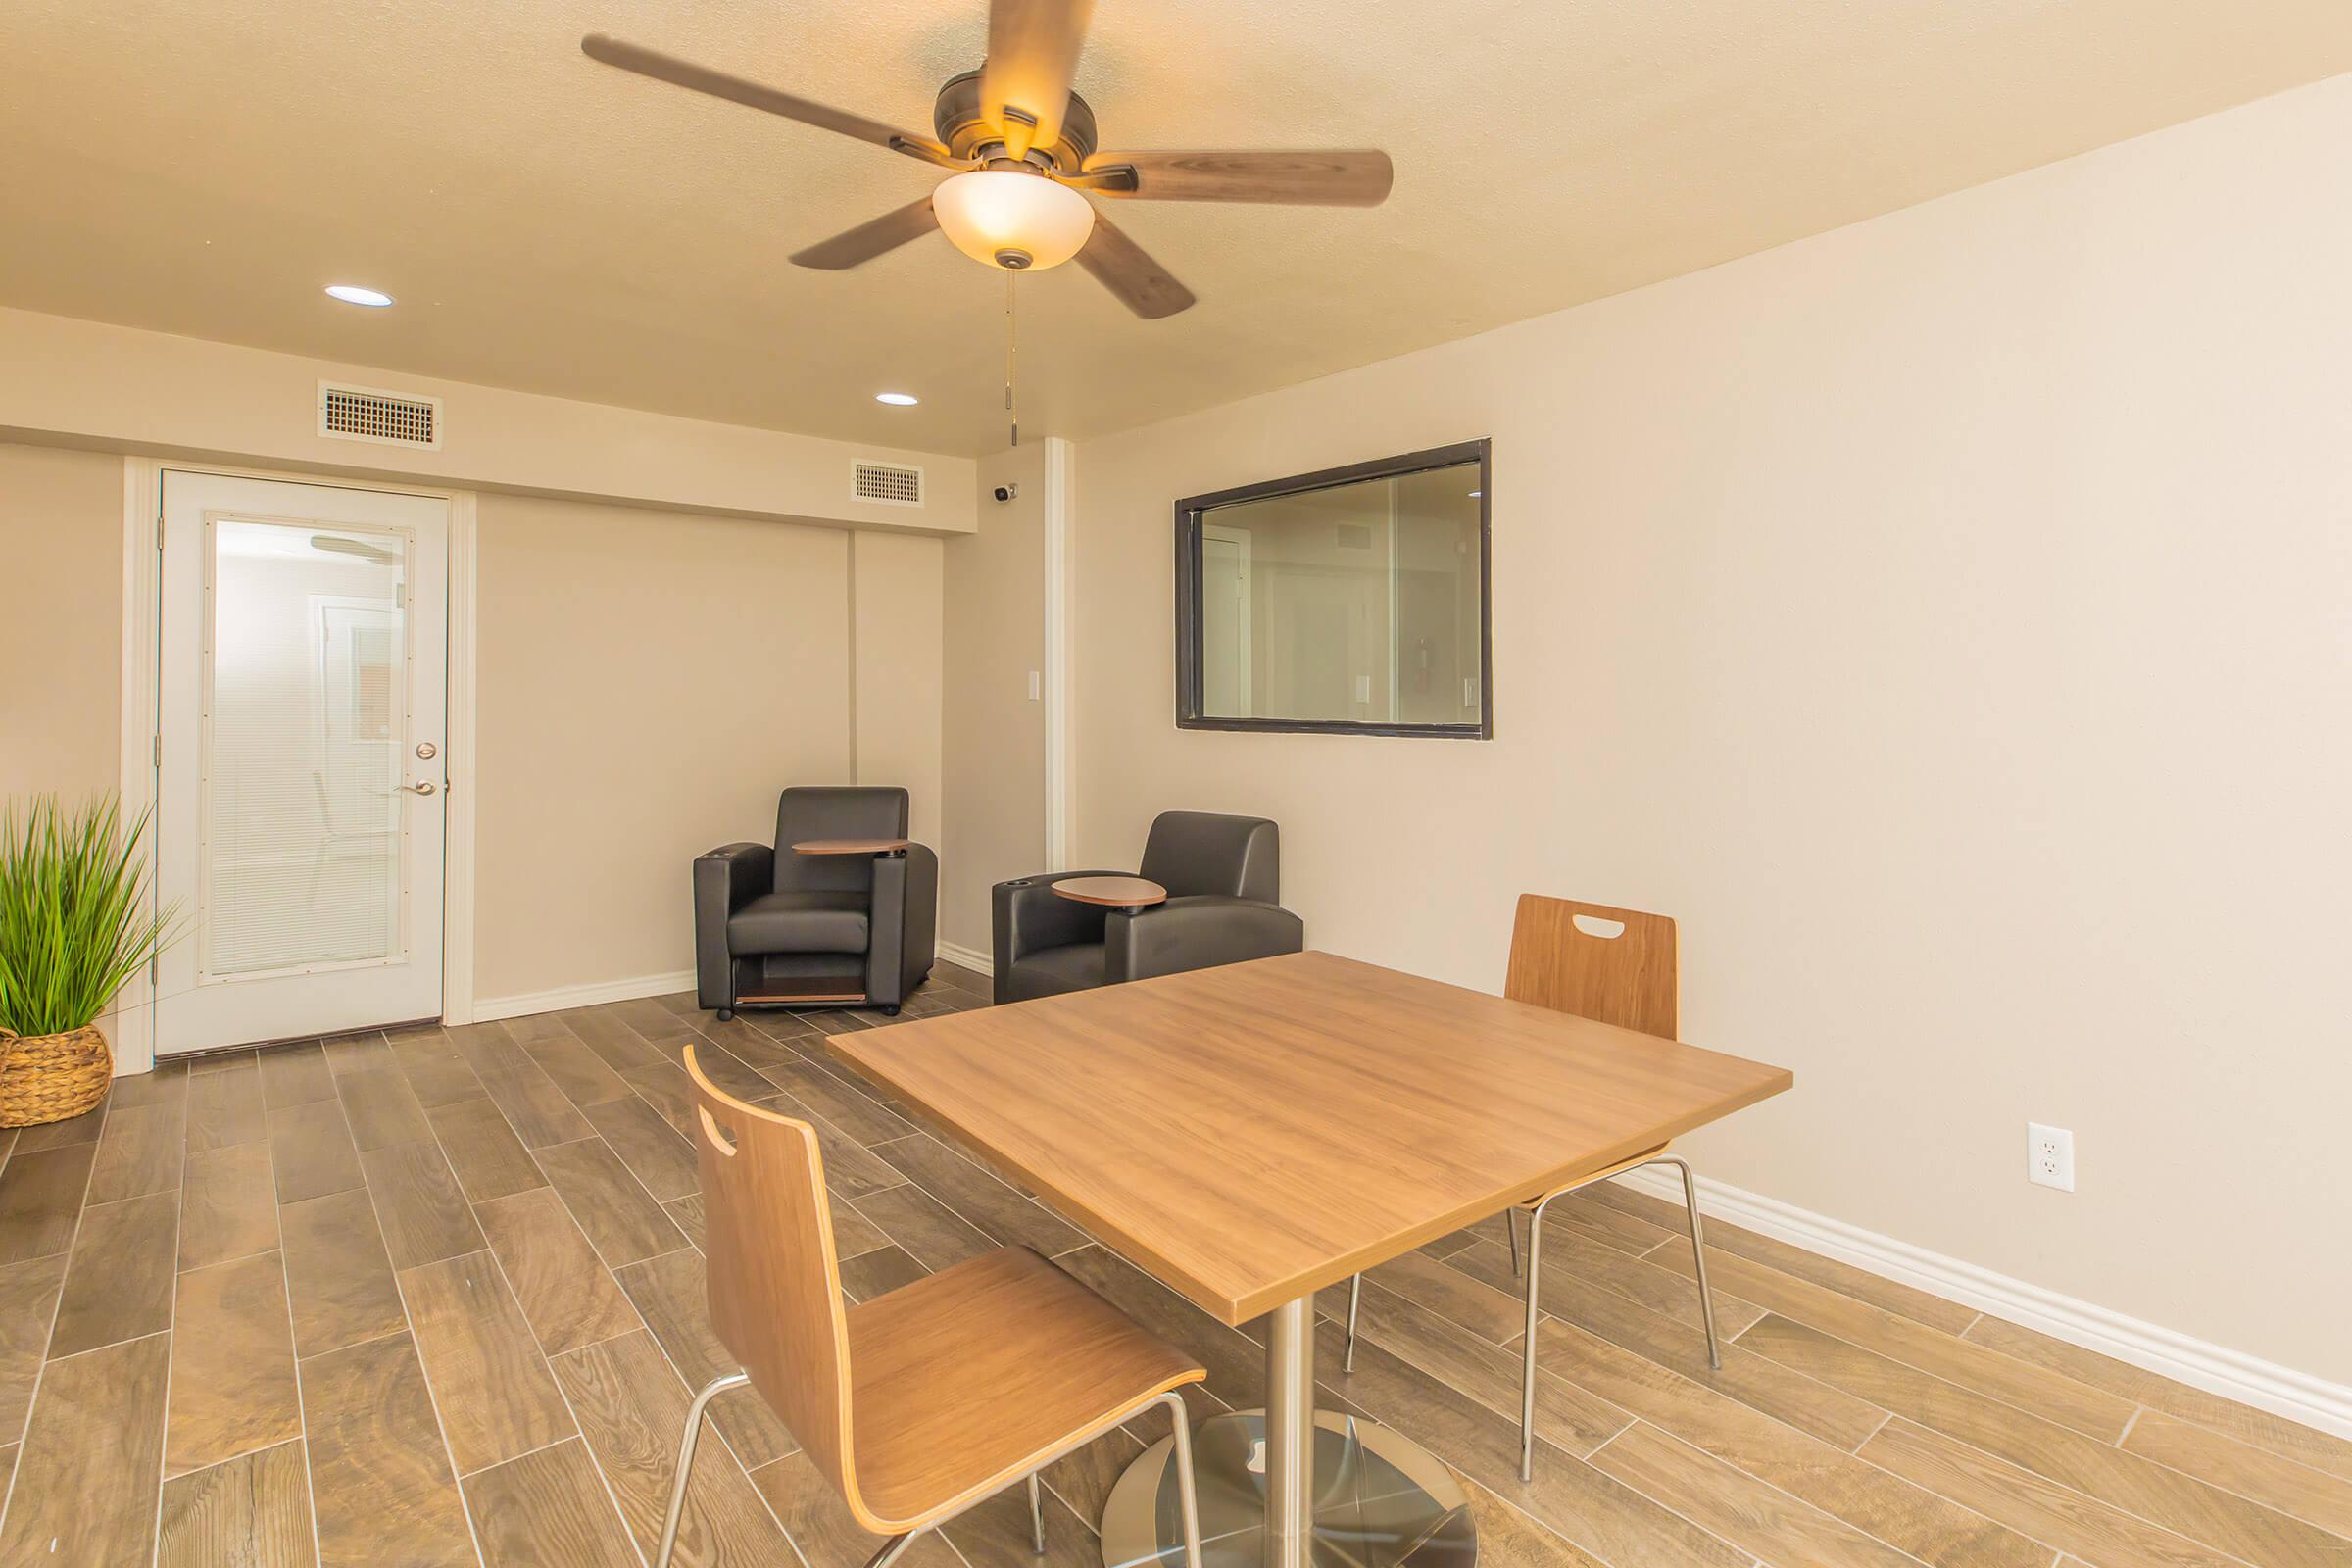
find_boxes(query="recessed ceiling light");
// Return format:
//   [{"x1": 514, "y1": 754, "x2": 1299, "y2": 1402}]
[
  {"x1": 324, "y1": 284, "x2": 394, "y2": 308},
  {"x1": 875, "y1": 392, "x2": 919, "y2": 406}
]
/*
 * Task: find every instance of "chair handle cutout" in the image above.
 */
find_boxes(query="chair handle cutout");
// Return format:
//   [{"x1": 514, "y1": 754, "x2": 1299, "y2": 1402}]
[
  {"x1": 1571, "y1": 913, "x2": 1627, "y2": 939},
  {"x1": 698, "y1": 1105, "x2": 740, "y2": 1157}
]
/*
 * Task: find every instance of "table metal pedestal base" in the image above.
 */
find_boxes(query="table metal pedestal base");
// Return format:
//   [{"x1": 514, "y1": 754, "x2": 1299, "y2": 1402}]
[{"x1": 1099, "y1": 1409, "x2": 1476, "y2": 1568}]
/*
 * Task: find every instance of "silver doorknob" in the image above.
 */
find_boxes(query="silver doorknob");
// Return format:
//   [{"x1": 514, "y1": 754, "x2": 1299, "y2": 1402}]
[{"x1": 407, "y1": 781, "x2": 437, "y2": 796}]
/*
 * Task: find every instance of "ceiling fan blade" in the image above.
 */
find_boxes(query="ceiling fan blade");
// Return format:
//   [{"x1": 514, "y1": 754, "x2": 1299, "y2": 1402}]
[
  {"x1": 1081, "y1": 149, "x2": 1394, "y2": 206},
  {"x1": 790, "y1": 196, "x2": 940, "y2": 270},
  {"x1": 1076, "y1": 208, "x2": 1195, "y2": 319},
  {"x1": 980, "y1": 0, "x2": 1096, "y2": 160},
  {"x1": 580, "y1": 34, "x2": 953, "y2": 164}
]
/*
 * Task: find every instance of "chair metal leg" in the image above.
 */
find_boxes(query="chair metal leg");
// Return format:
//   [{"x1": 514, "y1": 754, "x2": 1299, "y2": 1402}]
[
  {"x1": 1519, "y1": 1193, "x2": 1556, "y2": 1482},
  {"x1": 1161, "y1": 1390, "x2": 1205, "y2": 1568},
  {"x1": 1344, "y1": 1272, "x2": 1363, "y2": 1372},
  {"x1": 1027, "y1": 1471, "x2": 1046, "y2": 1552},
  {"x1": 1507, "y1": 1204, "x2": 1522, "y2": 1275},
  {"x1": 860, "y1": 1535, "x2": 925, "y2": 1568},
  {"x1": 655, "y1": 1370, "x2": 750, "y2": 1568},
  {"x1": 1651, "y1": 1154, "x2": 1723, "y2": 1370}
]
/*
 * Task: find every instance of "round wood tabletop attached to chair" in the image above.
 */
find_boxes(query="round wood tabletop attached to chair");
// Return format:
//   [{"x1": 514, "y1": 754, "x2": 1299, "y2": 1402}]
[
  {"x1": 791, "y1": 838, "x2": 912, "y2": 856},
  {"x1": 1051, "y1": 875, "x2": 1169, "y2": 908}
]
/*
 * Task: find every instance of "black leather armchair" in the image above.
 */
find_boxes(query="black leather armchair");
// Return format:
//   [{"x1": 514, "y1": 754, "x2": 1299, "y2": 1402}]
[
  {"x1": 694, "y1": 786, "x2": 937, "y2": 1018},
  {"x1": 991, "y1": 811, "x2": 1302, "y2": 1004}
]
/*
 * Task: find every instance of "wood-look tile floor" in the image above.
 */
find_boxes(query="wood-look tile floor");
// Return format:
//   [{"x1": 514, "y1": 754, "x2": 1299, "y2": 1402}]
[{"x1": 2, "y1": 962, "x2": 2348, "y2": 1566}]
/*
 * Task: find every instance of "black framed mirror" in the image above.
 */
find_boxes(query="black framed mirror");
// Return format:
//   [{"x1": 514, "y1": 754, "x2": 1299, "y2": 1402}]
[{"x1": 1174, "y1": 439, "x2": 1492, "y2": 739}]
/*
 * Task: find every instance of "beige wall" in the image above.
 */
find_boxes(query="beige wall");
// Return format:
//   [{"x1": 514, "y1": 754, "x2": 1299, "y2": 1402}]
[
  {"x1": 471, "y1": 493, "x2": 858, "y2": 1000},
  {"x1": 939, "y1": 445, "x2": 1050, "y2": 956},
  {"x1": 851, "y1": 530, "x2": 946, "y2": 852},
  {"x1": 1, "y1": 309, "x2": 969, "y2": 1004},
  {"x1": 0, "y1": 443, "x2": 121, "y2": 802},
  {"x1": 1066, "y1": 74, "x2": 2352, "y2": 1381},
  {"x1": 0, "y1": 306, "x2": 978, "y2": 536},
  {"x1": 0, "y1": 442, "x2": 938, "y2": 1011}
]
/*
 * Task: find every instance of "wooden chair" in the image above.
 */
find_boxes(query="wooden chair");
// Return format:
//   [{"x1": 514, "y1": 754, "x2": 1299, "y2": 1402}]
[
  {"x1": 1341, "y1": 895, "x2": 1722, "y2": 1481},
  {"x1": 665, "y1": 1047, "x2": 1208, "y2": 1568}
]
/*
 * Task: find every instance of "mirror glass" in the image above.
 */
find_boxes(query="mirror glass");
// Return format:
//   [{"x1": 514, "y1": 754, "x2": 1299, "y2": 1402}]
[{"x1": 1185, "y1": 453, "x2": 1487, "y2": 734}]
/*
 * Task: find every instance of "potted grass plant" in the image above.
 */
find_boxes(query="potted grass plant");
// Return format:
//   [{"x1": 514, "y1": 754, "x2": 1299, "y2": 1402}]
[{"x1": 0, "y1": 796, "x2": 180, "y2": 1127}]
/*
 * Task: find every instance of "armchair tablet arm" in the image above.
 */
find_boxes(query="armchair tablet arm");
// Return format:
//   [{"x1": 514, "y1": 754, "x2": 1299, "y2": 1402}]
[
  {"x1": 1106, "y1": 895, "x2": 1305, "y2": 984},
  {"x1": 866, "y1": 844, "x2": 939, "y2": 1008},
  {"x1": 693, "y1": 842, "x2": 774, "y2": 1009}
]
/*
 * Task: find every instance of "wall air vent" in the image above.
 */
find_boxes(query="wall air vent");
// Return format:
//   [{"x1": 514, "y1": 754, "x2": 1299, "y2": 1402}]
[
  {"x1": 853, "y1": 460, "x2": 924, "y2": 507},
  {"x1": 318, "y1": 381, "x2": 442, "y2": 449}
]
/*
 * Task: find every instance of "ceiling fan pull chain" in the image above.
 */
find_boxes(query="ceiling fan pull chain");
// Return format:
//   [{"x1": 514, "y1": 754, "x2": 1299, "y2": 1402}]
[{"x1": 1005, "y1": 270, "x2": 1020, "y2": 448}]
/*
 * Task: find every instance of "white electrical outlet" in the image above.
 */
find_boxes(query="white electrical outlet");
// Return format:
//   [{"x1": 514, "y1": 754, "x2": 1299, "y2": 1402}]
[{"x1": 2028, "y1": 1123, "x2": 2075, "y2": 1191}]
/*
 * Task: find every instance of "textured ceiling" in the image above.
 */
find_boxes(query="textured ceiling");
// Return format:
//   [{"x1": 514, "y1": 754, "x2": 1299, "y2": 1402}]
[{"x1": 4, "y1": 0, "x2": 2349, "y2": 456}]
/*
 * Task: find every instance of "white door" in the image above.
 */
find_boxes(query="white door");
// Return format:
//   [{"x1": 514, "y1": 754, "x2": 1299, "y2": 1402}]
[{"x1": 155, "y1": 471, "x2": 450, "y2": 1054}]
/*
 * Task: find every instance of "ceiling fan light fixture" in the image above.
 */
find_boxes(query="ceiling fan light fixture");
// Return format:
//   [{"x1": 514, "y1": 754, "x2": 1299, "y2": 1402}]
[{"x1": 932, "y1": 169, "x2": 1094, "y2": 271}]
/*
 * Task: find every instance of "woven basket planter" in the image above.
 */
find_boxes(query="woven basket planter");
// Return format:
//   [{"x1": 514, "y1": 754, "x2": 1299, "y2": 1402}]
[{"x1": 0, "y1": 1025, "x2": 113, "y2": 1128}]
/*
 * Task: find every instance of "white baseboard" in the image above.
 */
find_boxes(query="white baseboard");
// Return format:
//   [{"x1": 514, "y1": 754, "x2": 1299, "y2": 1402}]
[
  {"x1": 476, "y1": 946, "x2": 994, "y2": 1024},
  {"x1": 1613, "y1": 1165, "x2": 2352, "y2": 1441},
  {"x1": 935, "y1": 941, "x2": 994, "y2": 979},
  {"x1": 469, "y1": 968, "x2": 697, "y2": 1023}
]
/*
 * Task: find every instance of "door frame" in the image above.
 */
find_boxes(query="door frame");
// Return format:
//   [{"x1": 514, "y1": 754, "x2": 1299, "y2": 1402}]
[
  {"x1": 1041, "y1": 434, "x2": 1074, "y2": 871},
  {"x1": 118, "y1": 457, "x2": 481, "y2": 1074}
]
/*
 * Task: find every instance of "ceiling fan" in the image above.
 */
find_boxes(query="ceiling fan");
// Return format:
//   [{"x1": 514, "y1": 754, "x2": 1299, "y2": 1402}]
[{"x1": 580, "y1": 0, "x2": 1394, "y2": 319}]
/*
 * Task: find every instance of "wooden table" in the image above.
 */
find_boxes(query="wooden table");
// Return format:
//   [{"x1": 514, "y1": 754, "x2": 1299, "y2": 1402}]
[
  {"x1": 1050, "y1": 874, "x2": 1168, "y2": 909},
  {"x1": 830, "y1": 951, "x2": 1791, "y2": 1568}
]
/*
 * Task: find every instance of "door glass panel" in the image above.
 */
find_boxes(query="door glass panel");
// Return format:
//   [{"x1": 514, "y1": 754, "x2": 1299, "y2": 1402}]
[{"x1": 203, "y1": 518, "x2": 410, "y2": 978}]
